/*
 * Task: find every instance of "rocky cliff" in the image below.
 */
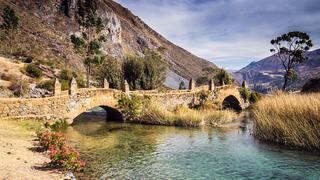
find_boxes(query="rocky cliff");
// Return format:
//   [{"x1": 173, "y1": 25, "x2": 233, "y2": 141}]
[{"x1": 0, "y1": 0, "x2": 217, "y2": 88}]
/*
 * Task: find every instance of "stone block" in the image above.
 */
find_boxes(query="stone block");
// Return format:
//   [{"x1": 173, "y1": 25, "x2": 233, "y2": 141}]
[
  {"x1": 69, "y1": 77, "x2": 78, "y2": 95},
  {"x1": 53, "y1": 79, "x2": 61, "y2": 96}
]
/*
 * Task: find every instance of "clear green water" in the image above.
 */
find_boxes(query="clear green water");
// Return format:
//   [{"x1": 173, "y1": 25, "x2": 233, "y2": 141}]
[{"x1": 65, "y1": 117, "x2": 320, "y2": 179}]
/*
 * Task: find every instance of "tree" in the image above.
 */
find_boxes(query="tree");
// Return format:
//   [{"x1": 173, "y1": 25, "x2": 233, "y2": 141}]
[
  {"x1": 179, "y1": 81, "x2": 186, "y2": 90},
  {"x1": 196, "y1": 67, "x2": 217, "y2": 85},
  {"x1": 1, "y1": 6, "x2": 19, "y2": 54},
  {"x1": 122, "y1": 50, "x2": 167, "y2": 90},
  {"x1": 214, "y1": 68, "x2": 233, "y2": 85},
  {"x1": 270, "y1": 31, "x2": 313, "y2": 91},
  {"x1": 97, "y1": 56, "x2": 122, "y2": 89},
  {"x1": 71, "y1": 0, "x2": 104, "y2": 87}
]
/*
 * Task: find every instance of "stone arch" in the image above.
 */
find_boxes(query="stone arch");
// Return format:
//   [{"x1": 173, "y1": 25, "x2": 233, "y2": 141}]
[
  {"x1": 222, "y1": 95, "x2": 242, "y2": 112},
  {"x1": 72, "y1": 105, "x2": 123, "y2": 124}
]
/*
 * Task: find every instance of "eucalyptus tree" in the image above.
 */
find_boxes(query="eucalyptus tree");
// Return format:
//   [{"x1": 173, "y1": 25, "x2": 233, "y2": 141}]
[
  {"x1": 270, "y1": 31, "x2": 313, "y2": 91},
  {"x1": 71, "y1": 0, "x2": 105, "y2": 87}
]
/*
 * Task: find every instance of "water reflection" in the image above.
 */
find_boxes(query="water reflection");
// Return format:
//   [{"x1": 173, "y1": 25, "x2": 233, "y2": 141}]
[{"x1": 64, "y1": 115, "x2": 320, "y2": 179}]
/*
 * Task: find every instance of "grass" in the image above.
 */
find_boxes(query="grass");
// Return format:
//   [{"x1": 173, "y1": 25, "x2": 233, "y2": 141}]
[
  {"x1": 137, "y1": 102, "x2": 239, "y2": 127},
  {"x1": 252, "y1": 93, "x2": 320, "y2": 151},
  {"x1": 0, "y1": 119, "x2": 43, "y2": 138}
]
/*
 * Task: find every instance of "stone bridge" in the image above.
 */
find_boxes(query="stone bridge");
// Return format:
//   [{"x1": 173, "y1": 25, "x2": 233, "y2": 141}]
[{"x1": 0, "y1": 78, "x2": 245, "y2": 124}]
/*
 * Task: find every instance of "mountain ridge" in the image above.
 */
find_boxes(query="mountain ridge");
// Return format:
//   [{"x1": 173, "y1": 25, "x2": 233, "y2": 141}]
[{"x1": 0, "y1": 0, "x2": 217, "y2": 89}]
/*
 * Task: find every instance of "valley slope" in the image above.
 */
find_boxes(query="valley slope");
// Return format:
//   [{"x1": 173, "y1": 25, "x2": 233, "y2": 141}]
[{"x1": 233, "y1": 49, "x2": 320, "y2": 93}]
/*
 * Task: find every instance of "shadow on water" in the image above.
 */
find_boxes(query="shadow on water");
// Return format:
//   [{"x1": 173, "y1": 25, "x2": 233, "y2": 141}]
[{"x1": 65, "y1": 110, "x2": 320, "y2": 179}]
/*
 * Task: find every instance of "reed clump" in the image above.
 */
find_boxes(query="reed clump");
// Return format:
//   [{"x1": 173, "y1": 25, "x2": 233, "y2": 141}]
[
  {"x1": 139, "y1": 103, "x2": 238, "y2": 127},
  {"x1": 252, "y1": 93, "x2": 320, "y2": 151}
]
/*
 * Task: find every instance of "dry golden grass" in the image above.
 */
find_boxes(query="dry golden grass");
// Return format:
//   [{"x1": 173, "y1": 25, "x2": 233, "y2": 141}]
[
  {"x1": 138, "y1": 102, "x2": 239, "y2": 127},
  {"x1": 252, "y1": 93, "x2": 320, "y2": 150}
]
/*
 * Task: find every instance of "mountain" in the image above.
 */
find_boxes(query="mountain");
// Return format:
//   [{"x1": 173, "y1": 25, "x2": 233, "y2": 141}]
[
  {"x1": 0, "y1": 0, "x2": 217, "y2": 89},
  {"x1": 233, "y1": 49, "x2": 320, "y2": 93}
]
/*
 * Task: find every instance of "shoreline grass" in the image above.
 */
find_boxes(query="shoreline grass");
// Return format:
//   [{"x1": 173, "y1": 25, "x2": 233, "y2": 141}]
[
  {"x1": 135, "y1": 102, "x2": 240, "y2": 127},
  {"x1": 252, "y1": 93, "x2": 320, "y2": 151}
]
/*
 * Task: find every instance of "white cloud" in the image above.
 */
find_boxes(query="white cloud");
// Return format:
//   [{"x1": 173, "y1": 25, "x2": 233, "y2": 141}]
[{"x1": 117, "y1": 0, "x2": 320, "y2": 69}]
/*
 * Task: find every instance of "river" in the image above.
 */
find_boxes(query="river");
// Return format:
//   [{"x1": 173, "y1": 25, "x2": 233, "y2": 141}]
[{"x1": 64, "y1": 113, "x2": 320, "y2": 179}]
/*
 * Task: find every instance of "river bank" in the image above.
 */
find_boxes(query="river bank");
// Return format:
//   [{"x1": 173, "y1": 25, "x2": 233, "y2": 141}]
[{"x1": 0, "y1": 120, "x2": 64, "y2": 179}]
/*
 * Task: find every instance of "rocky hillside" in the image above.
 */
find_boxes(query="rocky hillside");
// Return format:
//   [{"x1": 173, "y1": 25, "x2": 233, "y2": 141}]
[
  {"x1": 0, "y1": 0, "x2": 217, "y2": 89},
  {"x1": 233, "y1": 49, "x2": 320, "y2": 93}
]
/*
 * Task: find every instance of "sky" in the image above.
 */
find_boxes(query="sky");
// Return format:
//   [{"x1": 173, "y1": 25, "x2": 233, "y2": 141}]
[{"x1": 116, "y1": 0, "x2": 320, "y2": 70}]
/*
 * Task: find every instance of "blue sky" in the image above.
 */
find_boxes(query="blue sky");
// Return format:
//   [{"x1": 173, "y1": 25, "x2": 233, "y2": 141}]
[{"x1": 116, "y1": 0, "x2": 320, "y2": 70}]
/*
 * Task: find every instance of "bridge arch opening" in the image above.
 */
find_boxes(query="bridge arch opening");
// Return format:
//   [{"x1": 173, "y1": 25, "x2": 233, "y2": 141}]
[
  {"x1": 222, "y1": 95, "x2": 242, "y2": 112},
  {"x1": 72, "y1": 106, "x2": 123, "y2": 124}
]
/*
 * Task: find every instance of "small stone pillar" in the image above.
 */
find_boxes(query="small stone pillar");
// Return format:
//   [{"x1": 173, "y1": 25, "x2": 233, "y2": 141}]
[
  {"x1": 209, "y1": 79, "x2": 215, "y2": 91},
  {"x1": 103, "y1": 79, "x2": 109, "y2": 89},
  {"x1": 53, "y1": 79, "x2": 61, "y2": 96},
  {"x1": 122, "y1": 80, "x2": 130, "y2": 93},
  {"x1": 222, "y1": 81, "x2": 225, "y2": 86},
  {"x1": 242, "y1": 80, "x2": 248, "y2": 89},
  {"x1": 189, "y1": 78, "x2": 195, "y2": 91},
  {"x1": 69, "y1": 77, "x2": 77, "y2": 95}
]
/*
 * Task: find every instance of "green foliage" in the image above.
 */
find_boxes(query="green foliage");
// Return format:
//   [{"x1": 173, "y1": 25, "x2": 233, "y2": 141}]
[
  {"x1": 239, "y1": 87, "x2": 250, "y2": 102},
  {"x1": 97, "y1": 56, "x2": 122, "y2": 89},
  {"x1": 198, "y1": 90, "x2": 209, "y2": 105},
  {"x1": 45, "y1": 119, "x2": 69, "y2": 132},
  {"x1": 72, "y1": 0, "x2": 105, "y2": 87},
  {"x1": 36, "y1": 79, "x2": 55, "y2": 91},
  {"x1": 117, "y1": 94, "x2": 150, "y2": 120},
  {"x1": 179, "y1": 81, "x2": 186, "y2": 90},
  {"x1": 197, "y1": 67, "x2": 217, "y2": 85},
  {"x1": 270, "y1": 31, "x2": 313, "y2": 91},
  {"x1": 36, "y1": 129, "x2": 85, "y2": 171},
  {"x1": 214, "y1": 68, "x2": 233, "y2": 85},
  {"x1": 249, "y1": 92, "x2": 261, "y2": 103},
  {"x1": 122, "y1": 51, "x2": 167, "y2": 90},
  {"x1": 26, "y1": 64, "x2": 43, "y2": 78},
  {"x1": 196, "y1": 76, "x2": 209, "y2": 85},
  {"x1": 59, "y1": 69, "x2": 73, "y2": 81},
  {"x1": 0, "y1": 6, "x2": 19, "y2": 30},
  {"x1": 61, "y1": 80, "x2": 69, "y2": 91},
  {"x1": 70, "y1": 35, "x2": 85, "y2": 51},
  {"x1": 8, "y1": 77, "x2": 28, "y2": 97}
]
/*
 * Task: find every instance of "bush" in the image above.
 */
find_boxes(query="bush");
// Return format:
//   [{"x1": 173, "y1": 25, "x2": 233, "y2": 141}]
[
  {"x1": 24, "y1": 57, "x2": 33, "y2": 63},
  {"x1": 117, "y1": 94, "x2": 150, "y2": 120},
  {"x1": 8, "y1": 77, "x2": 28, "y2": 97},
  {"x1": 249, "y1": 92, "x2": 261, "y2": 103},
  {"x1": 239, "y1": 87, "x2": 250, "y2": 102},
  {"x1": 122, "y1": 50, "x2": 167, "y2": 90},
  {"x1": 97, "y1": 56, "x2": 123, "y2": 89},
  {"x1": 36, "y1": 129, "x2": 66, "y2": 150},
  {"x1": 59, "y1": 69, "x2": 73, "y2": 81},
  {"x1": 26, "y1": 64, "x2": 42, "y2": 78},
  {"x1": 49, "y1": 145, "x2": 85, "y2": 171},
  {"x1": 36, "y1": 79, "x2": 54, "y2": 91},
  {"x1": 44, "y1": 119, "x2": 69, "y2": 132},
  {"x1": 36, "y1": 128, "x2": 85, "y2": 171}
]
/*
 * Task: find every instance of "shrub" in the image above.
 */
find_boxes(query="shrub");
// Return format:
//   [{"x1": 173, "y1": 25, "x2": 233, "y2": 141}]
[
  {"x1": 36, "y1": 79, "x2": 54, "y2": 91},
  {"x1": 45, "y1": 119, "x2": 69, "y2": 132},
  {"x1": 36, "y1": 128, "x2": 85, "y2": 171},
  {"x1": 24, "y1": 57, "x2": 33, "y2": 63},
  {"x1": 48, "y1": 145, "x2": 85, "y2": 171},
  {"x1": 8, "y1": 77, "x2": 28, "y2": 97},
  {"x1": 179, "y1": 81, "x2": 186, "y2": 90},
  {"x1": 97, "y1": 56, "x2": 123, "y2": 89},
  {"x1": 26, "y1": 64, "x2": 42, "y2": 78},
  {"x1": 249, "y1": 92, "x2": 261, "y2": 103},
  {"x1": 117, "y1": 94, "x2": 150, "y2": 120},
  {"x1": 36, "y1": 129, "x2": 66, "y2": 150},
  {"x1": 239, "y1": 87, "x2": 250, "y2": 102},
  {"x1": 122, "y1": 50, "x2": 167, "y2": 90},
  {"x1": 59, "y1": 69, "x2": 73, "y2": 81}
]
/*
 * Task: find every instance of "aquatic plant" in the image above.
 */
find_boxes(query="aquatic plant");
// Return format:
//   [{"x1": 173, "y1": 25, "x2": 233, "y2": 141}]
[{"x1": 252, "y1": 93, "x2": 320, "y2": 150}]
